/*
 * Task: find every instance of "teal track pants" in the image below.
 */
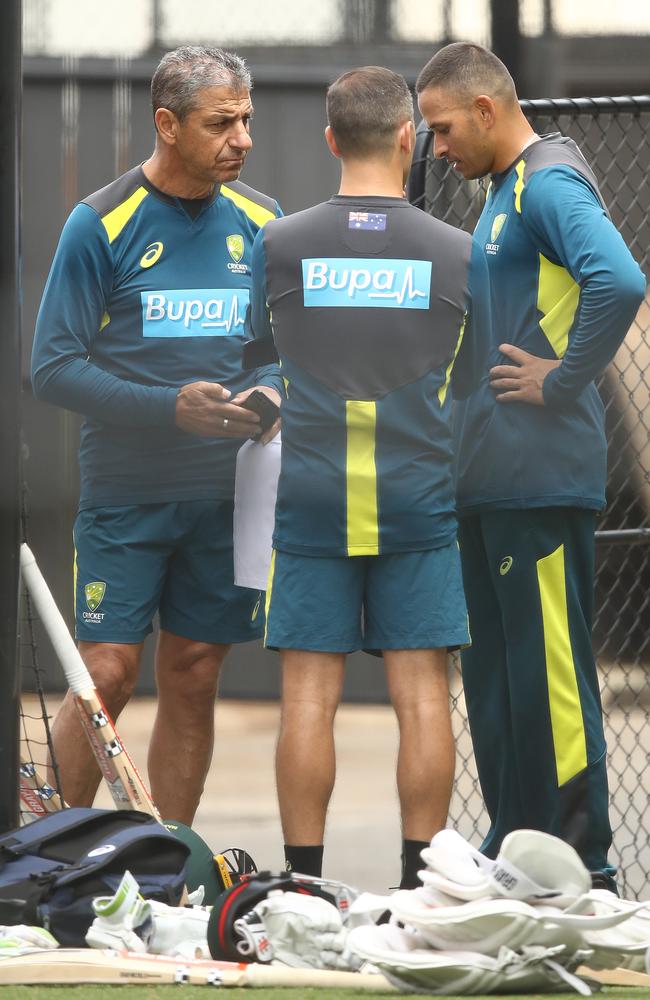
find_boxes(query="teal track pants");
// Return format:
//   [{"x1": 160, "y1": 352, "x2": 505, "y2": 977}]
[{"x1": 458, "y1": 508, "x2": 614, "y2": 876}]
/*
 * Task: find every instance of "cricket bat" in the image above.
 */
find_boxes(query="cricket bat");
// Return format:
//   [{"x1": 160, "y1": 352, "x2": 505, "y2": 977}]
[
  {"x1": 20, "y1": 544, "x2": 160, "y2": 821},
  {"x1": 577, "y1": 964, "x2": 650, "y2": 987},
  {"x1": 19, "y1": 757, "x2": 65, "y2": 822},
  {"x1": 0, "y1": 948, "x2": 396, "y2": 990}
]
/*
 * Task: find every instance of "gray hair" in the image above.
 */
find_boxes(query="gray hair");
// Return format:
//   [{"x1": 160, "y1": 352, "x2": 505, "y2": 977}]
[
  {"x1": 327, "y1": 66, "x2": 414, "y2": 158},
  {"x1": 151, "y1": 45, "x2": 252, "y2": 122},
  {"x1": 416, "y1": 43, "x2": 517, "y2": 106}
]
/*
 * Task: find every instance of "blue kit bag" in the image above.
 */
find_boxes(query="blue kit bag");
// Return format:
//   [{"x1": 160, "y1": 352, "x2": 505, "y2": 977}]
[{"x1": 0, "y1": 807, "x2": 189, "y2": 945}]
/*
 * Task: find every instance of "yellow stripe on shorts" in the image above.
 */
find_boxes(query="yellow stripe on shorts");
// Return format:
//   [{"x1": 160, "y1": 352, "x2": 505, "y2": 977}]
[
  {"x1": 536, "y1": 543, "x2": 588, "y2": 786},
  {"x1": 263, "y1": 549, "x2": 277, "y2": 646},
  {"x1": 73, "y1": 546, "x2": 78, "y2": 618}
]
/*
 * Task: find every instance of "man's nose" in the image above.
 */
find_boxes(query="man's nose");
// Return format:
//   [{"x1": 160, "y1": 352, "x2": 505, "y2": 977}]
[
  {"x1": 231, "y1": 121, "x2": 253, "y2": 150},
  {"x1": 433, "y1": 135, "x2": 447, "y2": 159}
]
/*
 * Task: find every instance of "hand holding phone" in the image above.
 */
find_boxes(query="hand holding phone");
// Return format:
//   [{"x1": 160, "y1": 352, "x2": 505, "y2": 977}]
[{"x1": 240, "y1": 389, "x2": 281, "y2": 440}]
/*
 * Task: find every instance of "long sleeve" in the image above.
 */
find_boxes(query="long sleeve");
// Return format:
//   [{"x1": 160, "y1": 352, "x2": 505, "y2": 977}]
[
  {"x1": 520, "y1": 168, "x2": 646, "y2": 407},
  {"x1": 31, "y1": 203, "x2": 178, "y2": 427},
  {"x1": 452, "y1": 236, "x2": 492, "y2": 401},
  {"x1": 243, "y1": 227, "x2": 283, "y2": 393}
]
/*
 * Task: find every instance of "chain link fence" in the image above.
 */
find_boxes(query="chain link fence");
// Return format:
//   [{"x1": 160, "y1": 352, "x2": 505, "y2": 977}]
[{"x1": 408, "y1": 96, "x2": 650, "y2": 898}]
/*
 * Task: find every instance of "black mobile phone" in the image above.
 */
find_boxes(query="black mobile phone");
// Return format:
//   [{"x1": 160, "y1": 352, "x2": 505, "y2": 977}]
[{"x1": 241, "y1": 390, "x2": 280, "y2": 438}]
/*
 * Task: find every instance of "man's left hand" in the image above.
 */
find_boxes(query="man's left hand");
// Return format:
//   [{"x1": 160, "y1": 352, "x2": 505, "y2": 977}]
[
  {"x1": 231, "y1": 385, "x2": 282, "y2": 444},
  {"x1": 489, "y1": 344, "x2": 561, "y2": 406}
]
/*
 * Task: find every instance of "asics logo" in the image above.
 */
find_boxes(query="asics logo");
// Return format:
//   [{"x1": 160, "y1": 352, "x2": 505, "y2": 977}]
[
  {"x1": 499, "y1": 556, "x2": 513, "y2": 576},
  {"x1": 140, "y1": 241, "x2": 164, "y2": 268},
  {"x1": 302, "y1": 257, "x2": 431, "y2": 309},
  {"x1": 141, "y1": 289, "x2": 249, "y2": 337}
]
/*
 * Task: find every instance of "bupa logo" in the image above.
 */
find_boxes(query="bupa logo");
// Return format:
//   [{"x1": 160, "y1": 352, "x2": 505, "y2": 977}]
[
  {"x1": 141, "y1": 289, "x2": 250, "y2": 337},
  {"x1": 302, "y1": 257, "x2": 431, "y2": 309}
]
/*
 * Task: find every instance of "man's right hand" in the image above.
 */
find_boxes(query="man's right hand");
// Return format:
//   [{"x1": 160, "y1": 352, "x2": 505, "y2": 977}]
[{"x1": 175, "y1": 381, "x2": 261, "y2": 438}]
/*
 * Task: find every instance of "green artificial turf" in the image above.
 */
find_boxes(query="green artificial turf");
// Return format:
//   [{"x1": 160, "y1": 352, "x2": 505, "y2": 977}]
[{"x1": 0, "y1": 987, "x2": 648, "y2": 1000}]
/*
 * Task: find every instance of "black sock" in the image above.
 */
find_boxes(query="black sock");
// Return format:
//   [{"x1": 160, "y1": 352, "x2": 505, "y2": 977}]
[
  {"x1": 400, "y1": 838, "x2": 429, "y2": 889},
  {"x1": 284, "y1": 844, "x2": 324, "y2": 877}
]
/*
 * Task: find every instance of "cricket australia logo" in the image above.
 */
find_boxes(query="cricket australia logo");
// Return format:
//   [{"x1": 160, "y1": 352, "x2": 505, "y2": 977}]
[
  {"x1": 486, "y1": 213, "x2": 507, "y2": 255},
  {"x1": 226, "y1": 234, "x2": 248, "y2": 274},
  {"x1": 83, "y1": 581, "x2": 106, "y2": 622},
  {"x1": 226, "y1": 234, "x2": 244, "y2": 263}
]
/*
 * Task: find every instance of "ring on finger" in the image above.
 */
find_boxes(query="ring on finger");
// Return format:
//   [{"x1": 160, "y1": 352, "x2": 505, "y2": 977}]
[{"x1": 223, "y1": 417, "x2": 229, "y2": 428}]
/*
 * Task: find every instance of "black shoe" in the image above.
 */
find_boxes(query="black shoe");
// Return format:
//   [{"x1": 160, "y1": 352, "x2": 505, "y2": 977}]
[{"x1": 590, "y1": 871, "x2": 619, "y2": 895}]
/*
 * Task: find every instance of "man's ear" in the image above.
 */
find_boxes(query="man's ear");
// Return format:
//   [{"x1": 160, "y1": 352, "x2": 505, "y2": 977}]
[
  {"x1": 398, "y1": 119, "x2": 416, "y2": 154},
  {"x1": 325, "y1": 125, "x2": 342, "y2": 159},
  {"x1": 474, "y1": 95, "x2": 496, "y2": 129},
  {"x1": 154, "y1": 107, "x2": 178, "y2": 144}
]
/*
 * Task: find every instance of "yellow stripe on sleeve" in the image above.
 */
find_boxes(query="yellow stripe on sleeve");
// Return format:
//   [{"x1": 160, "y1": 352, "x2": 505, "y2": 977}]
[
  {"x1": 513, "y1": 160, "x2": 526, "y2": 214},
  {"x1": 345, "y1": 400, "x2": 378, "y2": 556},
  {"x1": 537, "y1": 253, "x2": 580, "y2": 359},
  {"x1": 220, "y1": 185, "x2": 276, "y2": 228},
  {"x1": 438, "y1": 315, "x2": 467, "y2": 407},
  {"x1": 101, "y1": 186, "x2": 149, "y2": 243},
  {"x1": 536, "y1": 543, "x2": 588, "y2": 786}
]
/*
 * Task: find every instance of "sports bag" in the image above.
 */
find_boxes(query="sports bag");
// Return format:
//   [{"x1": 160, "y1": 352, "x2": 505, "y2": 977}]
[{"x1": 0, "y1": 807, "x2": 189, "y2": 946}]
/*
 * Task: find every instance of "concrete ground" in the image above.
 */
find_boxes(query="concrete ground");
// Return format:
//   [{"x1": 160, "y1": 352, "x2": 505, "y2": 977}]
[
  {"x1": 22, "y1": 695, "x2": 405, "y2": 893},
  {"x1": 21, "y1": 668, "x2": 650, "y2": 898}
]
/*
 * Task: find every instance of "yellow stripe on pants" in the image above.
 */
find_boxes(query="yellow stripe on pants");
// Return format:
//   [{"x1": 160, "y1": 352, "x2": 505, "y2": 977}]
[
  {"x1": 536, "y1": 543, "x2": 588, "y2": 786},
  {"x1": 345, "y1": 401, "x2": 379, "y2": 556}
]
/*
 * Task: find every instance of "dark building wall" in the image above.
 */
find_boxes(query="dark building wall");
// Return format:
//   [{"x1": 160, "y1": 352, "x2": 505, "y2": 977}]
[{"x1": 21, "y1": 41, "x2": 649, "y2": 697}]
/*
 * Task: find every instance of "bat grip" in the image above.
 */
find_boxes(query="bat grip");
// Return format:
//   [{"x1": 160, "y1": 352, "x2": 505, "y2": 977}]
[{"x1": 20, "y1": 544, "x2": 94, "y2": 695}]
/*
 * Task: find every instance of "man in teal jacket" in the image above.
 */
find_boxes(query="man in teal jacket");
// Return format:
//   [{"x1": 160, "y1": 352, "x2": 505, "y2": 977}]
[
  {"x1": 417, "y1": 42, "x2": 646, "y2": 891},
  {"x1": 31, "y1": 45, "x2": 282, "y2": 822}
]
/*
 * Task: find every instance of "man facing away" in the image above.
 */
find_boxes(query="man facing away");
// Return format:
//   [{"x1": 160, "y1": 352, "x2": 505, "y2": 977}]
[
  {"x1": 416, "y1": 42, "x2": 646, "y2": 890},
  {"x1": 246, "y1": 66, "x2": 491, "y2": 886},
  {"x1": 31, "y1": 45, "x2": 282, "y2": 823}
]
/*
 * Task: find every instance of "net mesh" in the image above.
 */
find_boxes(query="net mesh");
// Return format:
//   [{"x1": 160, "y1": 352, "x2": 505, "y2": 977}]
[{"x1": 19, "y1": 501, "x2": 64, "y2": 824}]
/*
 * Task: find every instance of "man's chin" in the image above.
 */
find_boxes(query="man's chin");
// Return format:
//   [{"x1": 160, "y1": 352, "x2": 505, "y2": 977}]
[{"x1": 216, "y1": 161, "x2": 246, "y2": 182}]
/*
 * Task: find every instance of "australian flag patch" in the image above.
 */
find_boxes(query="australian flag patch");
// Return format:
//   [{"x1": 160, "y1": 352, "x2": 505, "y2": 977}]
[{"x1": 348, "y1": 211, "x2": 387, "y2": 231}]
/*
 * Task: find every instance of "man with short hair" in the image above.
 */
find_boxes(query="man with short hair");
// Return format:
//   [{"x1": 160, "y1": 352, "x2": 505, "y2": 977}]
[
  {"x1": 416, "y1": 42, "x2": 646, "y2": 889},
  {"x1": 246, "y1": 66, "x2": 490, "y2": 885},
  {"x1": 31, "y1": 45, "x2": 282, "y2": 822}
]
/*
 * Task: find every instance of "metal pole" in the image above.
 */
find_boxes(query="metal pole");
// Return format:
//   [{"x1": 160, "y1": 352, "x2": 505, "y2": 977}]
[
  {"x1": 0, "y1": 0, "x2": 22, "y2": 832},
  {"x1": 490, "y1": 0, "x2": 522, "y2": 91}
]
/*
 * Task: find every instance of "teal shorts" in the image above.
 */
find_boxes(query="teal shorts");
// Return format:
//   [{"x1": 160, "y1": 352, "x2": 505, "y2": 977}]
[
  {"x1": 264, "y1": 542, "x2": 469, "y2": 653},
  {"x1": 74, "y1": 500, "x2": 264, "y2": 644}
]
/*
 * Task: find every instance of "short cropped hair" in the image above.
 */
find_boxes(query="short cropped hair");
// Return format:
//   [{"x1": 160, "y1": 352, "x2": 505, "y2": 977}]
[
  {"x1": 151, "y1": 45, "x2": 252, "y2": 122},
  {"x1": 326, "y1": 66, "x2": 414, "y2": 158},
  {"x1": 416, "y1": 42, "x2": 517, "y2": 105}
]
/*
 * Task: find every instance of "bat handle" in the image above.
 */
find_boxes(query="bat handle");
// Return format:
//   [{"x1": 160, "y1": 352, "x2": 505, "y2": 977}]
[{"x1": 20, "y1": 544, "x2": 94, "y2": 694}]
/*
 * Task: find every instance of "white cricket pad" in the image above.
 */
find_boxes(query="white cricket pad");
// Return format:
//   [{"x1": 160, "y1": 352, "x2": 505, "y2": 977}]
[
  {"x1": 490, "y1": 829, "x2": 591, "y2": 906},
  {"x1": 347, "y1": 924, "x2": 594, "y2": 995}
]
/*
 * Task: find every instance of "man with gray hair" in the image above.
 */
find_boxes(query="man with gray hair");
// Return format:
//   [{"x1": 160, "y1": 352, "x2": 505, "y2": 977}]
[{"x1": 31, "y1": 45, "x2": 282, "y2": 822}]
